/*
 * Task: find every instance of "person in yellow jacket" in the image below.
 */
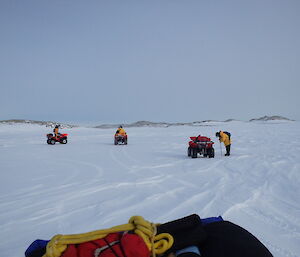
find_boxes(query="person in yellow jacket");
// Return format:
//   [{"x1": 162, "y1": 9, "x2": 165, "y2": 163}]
[
  {"x1": 53, "y1": 125, "x2": 60, "y2": 138},
  {"x1": 216, "y1": 131, "x2": 231, "y2": 156},
  {"x1": 115, "y1": 125, "x2": 126, "y2": 136}
]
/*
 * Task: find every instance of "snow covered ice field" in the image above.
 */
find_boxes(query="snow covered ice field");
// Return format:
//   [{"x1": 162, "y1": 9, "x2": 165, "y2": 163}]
[{"x1": 0, "y1": 121, "x2": 300, "y2": 257}]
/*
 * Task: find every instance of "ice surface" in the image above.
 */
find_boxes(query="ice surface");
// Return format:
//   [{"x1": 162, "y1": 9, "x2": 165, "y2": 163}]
[{"x1": 0, "y1": 121, "x2": 299, "y2": 257}]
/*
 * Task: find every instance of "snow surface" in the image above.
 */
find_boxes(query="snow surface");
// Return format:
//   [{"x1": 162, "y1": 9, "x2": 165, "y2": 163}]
[{"x1": 0, "y1": 121, "x2": 299, "y2": 257}]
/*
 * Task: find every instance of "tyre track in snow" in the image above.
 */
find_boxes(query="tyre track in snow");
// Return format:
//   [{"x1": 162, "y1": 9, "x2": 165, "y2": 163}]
[
  {"x1": 219, "y1": 149, "x2": 300, "y2": 257},
  {"x1": 107, "y1": 129, "x2": 257, "y2": 222},
  {"x1": 46, "y1": 158, "x2": 106, "y2": 230},
  {"x1": 1, "y1": 155, "x2": 108, "y2": 235},
  {"x1": 105, "y1": 133, "x2": 223, "y2": 221}
]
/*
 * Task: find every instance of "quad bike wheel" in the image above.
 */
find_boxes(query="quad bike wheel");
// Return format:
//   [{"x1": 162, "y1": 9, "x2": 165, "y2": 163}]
[
  {"x1": 209, "y1": 148, "x2": 215, "y2": 158},
  {"x1": 47, "y1": 139, "x2": 51, "y2": 144},
  {"x1": 187, "y1": 147, "x2": 191, "y2": 157},
  {"x1": 191, "y1": 148, "x2": 198, "y2": 158},
  {"x1": 124, "y1": 138, "x2": 128, "y2": 145},
  {"x1": 60, "y1": 138, "x2": 67, "y2": 144},
  {"x1": 50, "y1": 139, "x2": 56, "y2": 145},
  {"x1": 206, "y1": 148, "x2": 215, "y2": 158}
]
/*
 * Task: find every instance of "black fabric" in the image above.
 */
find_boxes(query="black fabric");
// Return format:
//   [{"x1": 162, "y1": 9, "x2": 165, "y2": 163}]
[
  {"x1": 158, "y1": 214, "x2": 201, "y2": 233},
  {"x1": 200, "y1": 221, "x2": 273, "y2": 257},
  {"x1": 157, "y1": 214, "x2": 207, "y2": 253},
  {"x1": 223, "y1": 131, "x2": 231, "y2": 140},
  {"x1": 225, "y1": 145, "x2": 231, "y2": 155},
  {"x1": 171, "y1": 226, "x2": 207, "y2": 252}
]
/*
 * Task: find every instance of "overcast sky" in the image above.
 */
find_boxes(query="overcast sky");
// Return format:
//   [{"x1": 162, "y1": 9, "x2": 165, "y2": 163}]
[{"x1": 0, "y1": 0, "x2": 299, "y2": 123}]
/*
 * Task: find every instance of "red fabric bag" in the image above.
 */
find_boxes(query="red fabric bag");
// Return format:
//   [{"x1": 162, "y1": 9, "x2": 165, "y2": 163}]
[{"x1": 61, "y1": 232, "x2": 150, "y2": 257}]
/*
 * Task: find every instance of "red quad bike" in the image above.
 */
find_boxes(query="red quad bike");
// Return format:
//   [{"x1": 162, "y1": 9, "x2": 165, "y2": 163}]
[
  {"x1": 46, "y1": 133, "x2": 68, "y2": 145},
  {"x1": 188, "y1": 136, "x2": 215, "y2": 158},
  {"x1": 114, "y1": 134, "x2": 128, "y2": 145}
]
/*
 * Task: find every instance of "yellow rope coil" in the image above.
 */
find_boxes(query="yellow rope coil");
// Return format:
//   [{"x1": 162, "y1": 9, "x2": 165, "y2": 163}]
[{"x1": 42, "y1": 216, "x2": 173, "y2": 257}]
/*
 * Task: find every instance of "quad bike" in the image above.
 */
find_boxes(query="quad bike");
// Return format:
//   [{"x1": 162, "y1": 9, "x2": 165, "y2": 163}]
[
  {"x1": 46, "y1": 133, "x2": 68, "y2": 145},
  {"x1": 188, "y1": 136, "x2": 215, "y2": 158},
  {"x1": 114, "y1": 134, "x2": 128, "y2": 145}
]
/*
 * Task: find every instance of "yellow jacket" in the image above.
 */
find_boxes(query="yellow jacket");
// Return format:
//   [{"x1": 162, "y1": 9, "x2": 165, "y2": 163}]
[
  {"x1": 116, "y1": 127, "x2": 126, "y2": 136},
  {"x1": 53, "y1": 127, "x2": 59, "y2": 136},
  {"x1": 219, "y1": 131, "x2": 231, "y2": 146}
]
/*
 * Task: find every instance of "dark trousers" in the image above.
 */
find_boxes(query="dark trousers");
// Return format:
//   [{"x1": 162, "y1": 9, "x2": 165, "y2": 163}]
[{"x1": 225, "y1": 145, "x2": 231, "y2": 156}]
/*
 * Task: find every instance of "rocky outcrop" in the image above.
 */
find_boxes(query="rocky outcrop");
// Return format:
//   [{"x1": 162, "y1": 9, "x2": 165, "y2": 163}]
[
  {"x1": 0, "y1": 119, "x2": 77, "y2": 128},
  {"x1": 249, "y1": 115, "x2": 293, "y2": 122}
]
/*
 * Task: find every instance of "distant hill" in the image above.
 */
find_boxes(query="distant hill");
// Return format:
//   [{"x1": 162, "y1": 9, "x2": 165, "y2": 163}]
[
  {"x1": 1, "y1": 119, "x2": 224, "y2": 128},
  {"x1": 224, "y1": 118, "x2": 241, "y2": 122},
  {"x1": 94, "y1": 120, "x2": 225, "y2": 128},
  {"x1": 249, "y1": 115, "x2": 293, "y2": 122},
  {"x1": 1, "y1": 116, "x2": 294, "y2": 129},
  {"x1": 0, "y1": 119, "x2": 77, "y2": 128},
  {"x1": 95, "y1": 121, "x2": 171, "y2": 128}
]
